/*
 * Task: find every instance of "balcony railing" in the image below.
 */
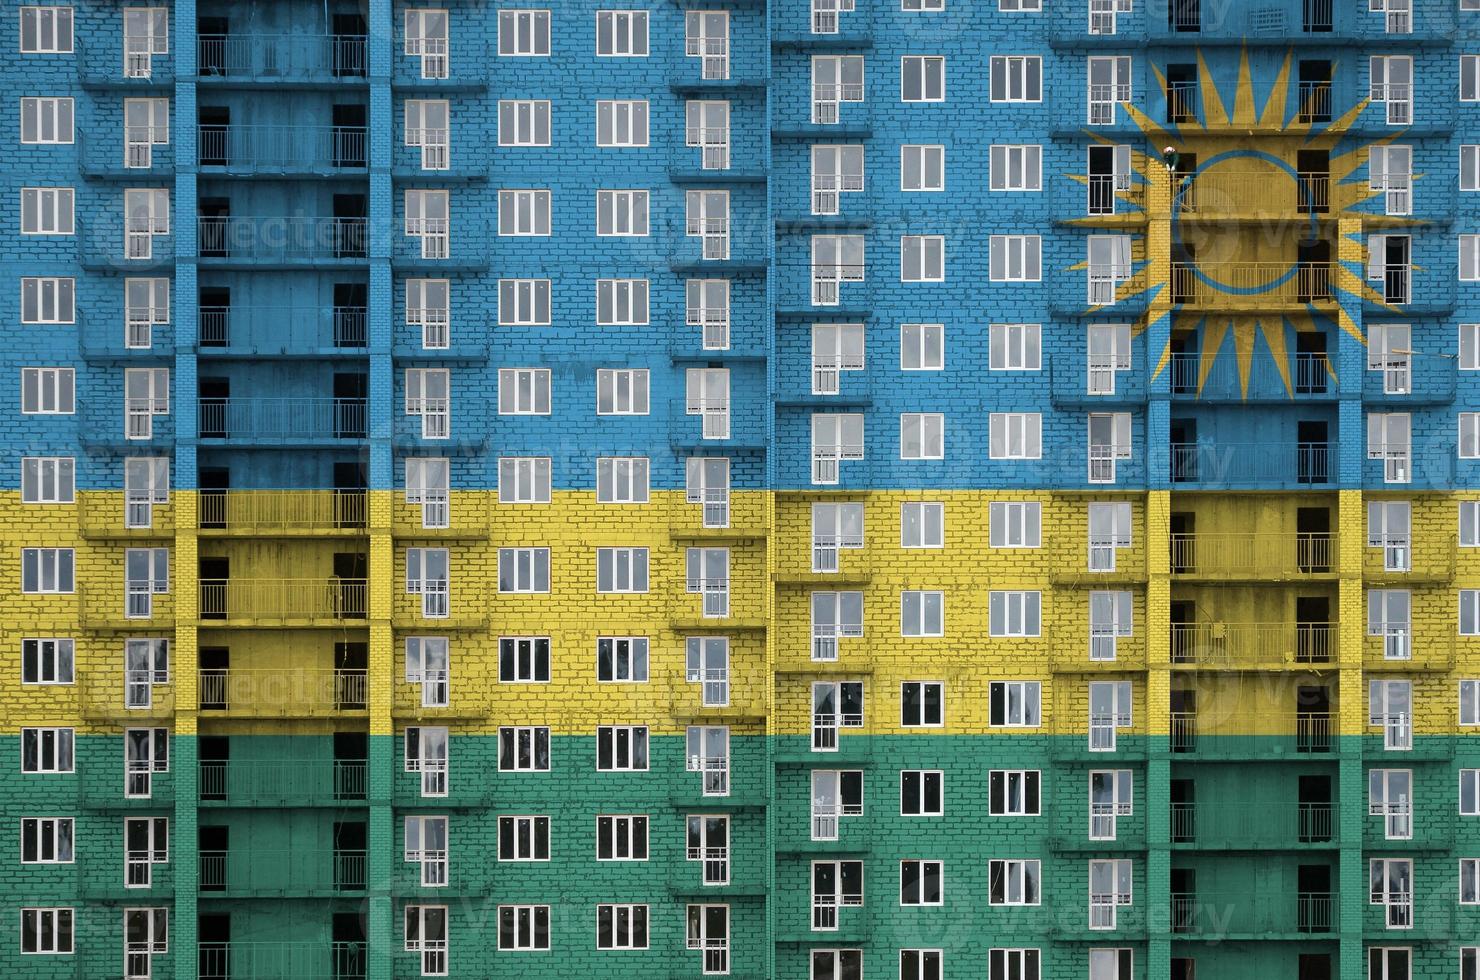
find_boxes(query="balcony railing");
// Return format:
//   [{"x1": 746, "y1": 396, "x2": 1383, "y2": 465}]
[
  {"x1": 1175, "y1": 170, "x2": 1330, "y2": 216},
  {"x1": 1169, "y1": 622, "x2": 1335, "y2": 666},
  {"x1": 1297, "y1": 80, "x2": 1333, "y2": 122},
  {"x1": 1170, "y1": 801, "x2": 1335, "y2": 846},
  {"x1": 198, "y1": 759, "x2": 367, "y2": 804},
  {"x1": 198, "y1": 848, "x2": 367, "y2": 894},
  {"x1": 199, "y1": 305, "x2": 367, "y2": 352},
  {"x1": 1170, "y1": 262, "x2": 1332, "y2": 308},
  {"x1": 198, "y1": 941, "x2": 366, "y2": 980},
  {"x1": 1169, "y1": 532, "x2": 1334, "y2": 578},
  {"x1": 1171, "y1": 891, "x2": 1337, "y2": 935},
  {"x1": 1167, "y1": 82, "x2": 1197, "y2": 123},
  {"x1": 198, "y1": 579, "x2": 368, "y2": 621},
  {"x1": 197, "y1": 668, "x2": 369, "y2": 715},
  {"x1": 1170, "y1": 441, "x2": 1334, "y2": 487},
  {"x1": 1170, "y1": 712, "x2": 1333, "y2": 756},
  {"x1": 198, "y1": 397, "x2": 367, "y2": 441},
  {"x1": 197, "y1": 34, "x2": 368, "y2": 82},
  {"x1": 198, "y1": 125, "x2": 367, "y2": 171},
  {"x1": 198, "y1": 217, "x2": 368, "y2": 263},
  {"x1": 198, "y1": 490, "x2": 368, "y2": 533},
  {"x1": 1169, "y1": 351, "x2": 1333, "y2": 400}
]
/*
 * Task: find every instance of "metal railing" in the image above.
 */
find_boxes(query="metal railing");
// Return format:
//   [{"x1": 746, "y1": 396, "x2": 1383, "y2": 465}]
[
  {"x1": 1169, "y1": 532, "x2": 1335, "y2": 578},
  {"x1": 198, "y1": 397, "x2": 367, "y2": 441},
  {"x1": 1171, "y1": 891, "x2": 1337, "y2": 934},
  {"x1": 198, "y1": 579, "x2": 369, "y2": 621},
  {"x1": 1170, "y1": 262, "x2": 1332, "y2": 307},
  {"x1": 1169, "y1": 622, "x2": 1335, "y2": 666},
  {"x1": 197, "y1": 668, "x2": 368, "y2": 714},
  {"x1": 1297, "y1": 80, "x2": 1333, "y2": 122},
  {"x1": 198, "y1": 759, "x2": 367, "y2": 803},
  {"x1": 198, "y1": 305, "x2": 367, "y2": 350},
  {"x1": 1170, "y1": 441, "x2": 1334, "y2": 487},
  {"x1": 197, "y1": 941, "x2": 367, "y2": 980},
  {"x1": 198, "y1": 125, "x2": 367, "y2": 170},
  {"x1": 1170, "y1": 801, "x2": 1335, "y2": 845},
  {"x1": 197, "y1": 34, "x2": 367, "y2": 81},
  {"x1": 1170, "y1": 713, "x2": 1333, "y2": 755},
  {"x1": 198, "y1": 490, "x2": 368, "y2": 532},
  {"x1": 198, "y1": 848, "x2": 367, "y2": 893},
  {"x1": 1169, "y1": 351, "x2": 1333, "y2": 399},
  {"x1": 198, "y1": 216, "x2": 368, "y2": 262},
  {"x1": 1175, "y1": 170, "x2": 1330, "y2": 215},
  {"x1": 1167, "y1": 81, "x2": 1197, "y2": 122}
]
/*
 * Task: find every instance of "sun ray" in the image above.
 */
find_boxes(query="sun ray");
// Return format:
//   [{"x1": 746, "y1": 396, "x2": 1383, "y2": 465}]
[
  {"x1": 1230, "y1": 48, "x2": 1257, "y2": 128},
  {"x1": 1231, "y1": 319, "x2": 1257, "y2": 399}
]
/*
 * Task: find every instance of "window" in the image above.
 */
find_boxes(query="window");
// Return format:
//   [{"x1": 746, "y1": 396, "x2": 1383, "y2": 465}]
[
  {"x1": 904, "y1": 0, "x2": 946, "y2": 9},
  {"x1": 900, "y1": 860, "x2": 943, "y2": 906},
  {"x1": 901, "y1": 235, "x2": 944, "y2": 282},
  {"x1": 687, "y1": 904, "x2": 729, "y2": 974},
  {"x1": 1087, "y1": 56, "x2": 1132, "y2": 124},
  {"x1": 901, "y1": 56, "x2": 945, "y2": 101},
  {"x1": 1465, "y1": 948, "x2": 1478, "y2": 980},
  {"x1": 901, "y1": 681, "x2": 944, "y2": 726},
  {"x1": 22, "y1": 638, "x2": 73, "y2": 685},
  {"x1": 22, "y1": 548, "x2": 74, "y2": 593},
  {"x1": 1463, "y1": 413, "x2": 1480, "y2": 458},
  {"x1": 596, "y1": 10, "x2": 648, "y2": 55},
  {"x1": 124, "y1": 547, "x2": 169, "y2": 618},
  {"x1": 687, "y1": 278, "x2": 731, "y2": 349},
  {"x1": 124, "y1": 727, "x2": 168, "y2": 799},
  {"x1": 988, "y1": 859, "x2": 1041, "y2": 905},
  {"x1": 597, "y1": 190, "x2": 649, "y2": 236},
  {"x1": 123, "y1": 638, "x2": 168, "y2": 709},
  {"x1": 685, "y1": 10, "x2": 729, "y2": 80},
  {"x1": 20, "y1": 908, "x2": 72, "y2": 954},
  {"x1": 812, "y1": 591, "x2": 863, "y2": 661},
  {"x1": 498, "y1": 190, "x2": 551, "y2": 236},
  {"x1": 405, "y1": 726, "x2": 449, "y2": 796},
  {"x1": 597, "y1": 637, "x2": 649, "y2": 682},
  {"x1": 405, "y1": 905, "x2": 448, "y2": 975},
  {"x1": 813, "y1": 950, "x2": 864, "y2": 980},
  {"x1": 1090, "y1": 591, "x2": 1133, "y2": 661},
  {"x1": 498, "y1": 548, "x2": 550, "y2": 593},
  {"x1": 20, "y1": 368, "x2": 74, "y2": 413},
  {"x1": 406, "y1": 548, "x2": 450, "y2": 618},
  {"x1": 990, "y1": 681, "x2": 1042, "y2": 727},
  {"x1": 498, "y1": 368, "x2": 551, "y2": 414},
  {"x1": 497, "y1": 279, "x2": 551, "y2": 326},
  {"x1": 597, "y1": 725, "x2": 648, "y2": 770},
  {"x1": 1466, "y1": 56, "x2": 1480, "y2": 101},
  {"x1": 597, "y1": 279, "x2": 649, "y2": 325},
  {"x1": 597, "y1": 100, "x2": 649, "y2": 147},
  {"x1": 1463, "y1": 769, "x2": 1479, "y2": 815},
  {"x1": 1371, "y1": 857, "x2": 1415, "y2": 927},
  {"x1": 989, "y1": 413, "x2": 1042, "y2": 459},
  {"x1": 1087, "y1": 412, "x2": 1133, "y2": 483},
  {"x1": 812, "y1": 55, "x2": 865, "y2": 124},
  {"x1": 812, "y1": 233, "x2": 866, "y2": 306},
  {"x1": 1369, "y1": 768, "x2": 1413, "y2": 839},
  {"x1": 811, "y1": 859, "x2": 863, "y2": 929},
  {"x1": 1088, "y1": 681, "x2": 1133, "y2": 750},
  {"x1": 901, "y1": 145, "x2": 944, "y2": 191},
  {"x1": 1090, "y1": 951, "x2": 1134, "y2": 980},
  {"x1": 688, "y1": 814, "x2": 731, "y2": 883},
  {"x1": 122, "y1": 7, "x2": 167, "y2": 78},
  {"x1": 811, "y1": 145, "x2": 864, "y2": 215},
  {"x1": 900, "y1": 414, "x2": 944, "y2": 459},
  {"x1": 121, "y1": 457, "x2": 167, "y2": 532},
  {"x1": 21, "y1": 458, "x2": 74, "y2": 503},
  {"x1": 810, "y1": 323, "x2": 865, "y2": 396},
  {"x1": 901, "y1": 502, "x2": 943, "y2": 547},
  {"x1": 1466, "y1": 501, "x2": 1480, "y2": 547},
  {"x1": 1461, "y1": 859, "x2": 1480, "y2": 904},
  {"x1": 990, "y1": 144, "x2": 1041, "y2": 191},
  {"x1": 1089, "y1": 859, "x2": 1133, "y2": 929},
  {"x1": 406, "y1": 278, "x2": 449, "y2": 348},
  {"x1": 404, "y1": 99, "x2": 449, "y2": 169},
  {"x1": 900, "y1": 323, "x2": 944, "y2": 370},
  {"x1": 901, "y1": 591, "x2": 944, "y2": 637},
  {"x1": 597, "y1": 547, "x2": 648, "y2": 593},
  {"x1": 1463, "y1": 594, "x2": 1480, "y2": 637},
  {"x1": 812, "y1": 682, "x2": 864, "y2": 751},
  {"x1": 597, "y1": 904, "x2": 649, "y2": 950},
  {"x1": 497, "y1": 815, "x2": 550, "y2": 861},
  {"x1": 991, "y1": 950, "x2": 1041, "y2": 980},
  {"x1": 404, "y1": 458, "x2": 450, "y2": 529},
  {"x1": 123, "y1": 367, "x2": 169, "y2": 439},
  {"x1": 498, "y1": 10, "x2": 550, "y2": 55},
  {"x1": 901, "y1": 770, "x2": 943, "y2": 816},
  {"x1": 1369, "y1": 590, "x2": 1413, "y2": 660},
  {"x1": 21, "y1": 728, "x2": 73, "y2": 773},
  {"x1": 901, "y1": 950, "x2": 943, "y2": 980},
  {"x1": 498, "y1": 637, "x2": 549, "y2": 683},
  {"x1": 686, "y1": 189, "x2": 729, "y2": 259},
  {"x1": 20, "y1": 97, "x2": 72, "y2": 145},
  {"x1": 990, "y1": 591, "x2": 1041, "y2": 636},
  {"x1": 990, "y1": 56, "x2": 1042, "y2": 102},
  {"x1": 811, "y1": 770, "x2": 862, "y2": 841},
  {"x1": 989, "y1": 323, "x2": 1041, "y2": 370},
  {"x1": 1371, "y1": 145, "x2": 1413, "y2": 215},
  {"x1": 1089, "y1": 769, "x2": 1134, "y2": 839},
  {"x1": 120, "y1": 816, "x2": 166, "y2": 888},
  {"x1": 686, "y1": 551, "x2": 730, "y2": 622},
  {"x1": 20, "y1": 817, "x2": 73, "y2": 863},
  {"x1": 687, "y1": 367, "x2": 730, "y2": 439},
  {"x1": 404, "y1": 189, "x2": 449, "y2": 259},
  {"x1": 990, "y1": 501, "x2": 1042, "y2": 548},
  {"x1": 989, "y1": 236, "x2": 1042, "y2": 281},
  {"x1": 498, "y1": 457, "x2": 551, "y2": 504},
  {"x1": 1462, "y1": 680, "x2": 1480, "y2": 725},
  {"x1": 812, "y1": 412, "x2": 865, "y2": 484},
  {"x1": 498, "y1": 100, "x2": 551, "y2": 147},
  {"x1": 596, "y1": 368, "x2": 650, "y2": 415},
  {"x1": 19, "y1": 7, "x2": 72, "y2": 53},
  {"x1": 596, "y1": 814, "x2": 648, "y2": 860},
  {"x1": 20, "y1": 187, "x2": 73, "y2": 235},
  {"x1": 989, "y1": 769, "x2": 1041, "y2": 816},
  {"x1": 597, "y1": 457, "x2": 649, "y2": 504},
  {"x1": 686, "y1": 100, "x2": 731, "y2": 170},
  {"x1": 20, "y1": 277, "x2": 74, "y2": 325},
  {"x1": 1370, "y1": 55, "x2": 1414, "y2": 125},
  {"x1": 404, "y1": 9, "x2": 449, "y2": 79},
  {"x1": 498, "y1": 726, "x2": 550, "y2": 772},
  {"x1": 1369, "y1": 412, "x2": 1413, "y2": 483}
]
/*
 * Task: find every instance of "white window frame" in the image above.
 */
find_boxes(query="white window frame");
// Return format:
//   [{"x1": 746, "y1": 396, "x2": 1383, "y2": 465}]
[
  {"x1": 497, "y1": 10, "x2": 551, "y2": 56},
  {"x1": 497, "y1": 189, "x2": 551, "y2": 236},
  {"x1": 497, "y1": 457, "x2": 551, "y2": 504},
  {"x1": 596, "y1": 10, "x2": 648, "y2": 56},
  {"x1": 498, "y1": 368, "x2": 551, "y2": 414},
  {"x1": 596, "y1": 100, "x2": 649, "y2": 147},
  {"x1": 21, "y1": 457, "x2": 74, "y2": 504},
  {"x1": 19, "y1": 97, "x2": 73, "y2": 145},
  {"x1": 19, "y1": 7, "x2": 73, "y2": 54},
  {"x1": 988, "y1": 859, "x2": 1041, "y2": 905},
  {"x1": 597, "y1": 279, "x2": 649, "y2": 325},
  {"x1": 989, "y1": 144, "x2": 1042, "y2": 192},
  {"x1": 597, "y1": 547, "x2": 649, "y2": 593},
  {"x1": 21, "y1": 637, "x2": 74, "y2": 684},
  {"x1": 497, "y1": 100, "x2": 551, "y2": 147},
  {"x1": 596, "y1": 189, "x2": 650, "y2": 237},
  {"x1": 497, "y1": 548, "x2": 550, "y2": 593},
  {"x1": 901, "y1": 144, "x2": 944, "y2": 191},
  {"x1": 989, "y1": 501, "x2": 1042, "y2": 548}
]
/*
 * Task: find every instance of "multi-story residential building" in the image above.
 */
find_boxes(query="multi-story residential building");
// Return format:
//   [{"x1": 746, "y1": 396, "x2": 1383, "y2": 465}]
[{"x1": 1, "y1": 0, "x2": 1479, "y2": 978}]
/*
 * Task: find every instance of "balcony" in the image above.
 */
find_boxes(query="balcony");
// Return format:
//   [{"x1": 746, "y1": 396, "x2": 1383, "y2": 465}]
[
  {"x1": 77, "y1": 494, "x2": 176, "y2": 539},
  {"x1": 198, "y1": 397, "x2": 368, "y2": 445},
  {"x1": 199, "y1": 848, "x2": 367, "y2": 897},
  {"x1": 1363, "y1": 535, "x2": 1456, "y2": 583},
  {"x1": 75, "y1": 37, "x2": 174, "y2": 90},
  {"x1": 1363, "y1": 633, "x2": 1454, "y2": 672},
  {"x1": 196, "y1": 34, "x2": 368, "y2": 86},
  {"x1": 1361, "y1": 359, "x2": 1458, "y2": 406},
  {"x1": 78, "y1": 670, "x2": 175, "y2": 722},
  {"x1": 1172, "y1": 170, "x2": 1331, "y2": 219},
  {"x1": 1170, "y1": 891, "x2": 1337, "y2": 938},
  {"x1": 198, "y1": 759, "x2": 367, "y2": 806},
  {"x1": 1169, "y1": 352, "x2": 1336, "y2": 401},
  {"x1": 1170, "y1": 441, "x2": 1334, "y2": 489},
  {"x1": 667, "y1": 675, "x2": 767, "y2": 724},
  {"x1": 1169, "y1": 712, "x2": 1333, "y2": 758},
  {"x1": 1170, "y1": 262, "x2": 1334, "y2": 311},
  {"x1": 79, "y1": 586, "x2": 175, "y2": 630},
  {"x1": 1049, "y1": 358, "x2": 1148, "y2": 406},
  {"x1": 198, "y1": 579, "x2": 368, "y2": 625},
  {"x1": 197, "y1": 216, "x2": 367, "y2": 267},
  {"x1": 77, "y1": 128, "x2": 176, "y2": 178},
  {"x1": 1169, "y1": 622, "x2": 1335, "y2": 668},
  {"x1": 197, "y1": 125, "x2": 367, "y2": 175},
  {"x1": 197, "y1": 491, "x2": 368, "y2": 536},
  {"x1": 198, "y1": 942, "x2": 367, "y2": 980},
  {"x1": 1169, "y1": 801, "x2": 1336, "y2": 848},
  {"x1": 198, "y1": 305, "x2": 367, "y2": 356},
  {"x1": 1169, "y1": 532, "x2": 1335, "y2": 579},
  {"x1": 197, "y1": 668, "x2": 368, "y2": 716},
  {"x1": 76, "y1": 218, "x2": 174, "y2": 272}
]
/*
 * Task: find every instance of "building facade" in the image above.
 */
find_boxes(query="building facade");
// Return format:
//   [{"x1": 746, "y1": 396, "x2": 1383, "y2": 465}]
[{"x1": 2, "y1": 0, "x2": 1480, "y2": 977}]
